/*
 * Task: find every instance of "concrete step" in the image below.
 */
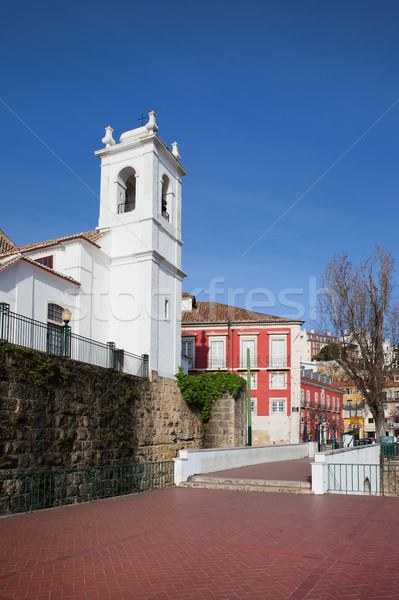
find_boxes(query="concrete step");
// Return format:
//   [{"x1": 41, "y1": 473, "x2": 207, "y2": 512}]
[{"x1": 180, "y1": 475, "x2": 313, "y2": 495}]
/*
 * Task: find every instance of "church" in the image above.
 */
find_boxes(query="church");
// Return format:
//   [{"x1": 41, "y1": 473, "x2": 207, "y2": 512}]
[{"x1": 0, "y1": 112, "x2": 187, "y2": 379}]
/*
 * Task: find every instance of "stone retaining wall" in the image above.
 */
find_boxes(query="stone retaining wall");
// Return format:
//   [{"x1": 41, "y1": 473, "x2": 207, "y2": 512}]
[{"x1": 0, "y1": 346, "x2": 246, "y2": 471}]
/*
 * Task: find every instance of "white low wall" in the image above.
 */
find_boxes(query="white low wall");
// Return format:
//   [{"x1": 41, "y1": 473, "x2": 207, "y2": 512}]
[
  {"x1": 174, "y1": 442, "x2": 316, "y2": 485},
  {"x1": 312, "y1": 444, "x2": 380, "y2": 495}
]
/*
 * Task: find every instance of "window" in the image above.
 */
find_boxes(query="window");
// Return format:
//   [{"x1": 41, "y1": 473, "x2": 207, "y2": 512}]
[
  {"x1": 321, "y1": 390, "x2": 325, "y2": 407},
  {"x1": 182, "y1": 340, "x2": 195, "y2": 369},
  {"x1": 332, "y1": 397, "x2": 335, "y2": 411},
  {"x1": 301, "y1": 411, "x2": 304, "y2": 423},
  {"x1": 301, "y1": 389, "x2": 304, "y2": 404},
  {"x1": 327, "y1": 395, "x2": 330, "y2": 409},
  {"x1": 241, "y1": 338, "x2": 256, "y2": 368},
  {"x1": 394, "y1": 375, "x2": 399, "y2": 382},
  {"x1": 209, "y1": 339, "x2": 225, "y2": 369},
  {"x1": 306, "y1": 390, "x2": 310, "y2": 404},
  {"x1": 243, "y1": 372, "x2": 257, "y2": 390},
  {"x1": 47, "y1": 303, "x2": 63, "y2": 323},
  {"x1": 368, "y1": 418, "x2": 374, "y2": 424},
  {"x1": 394, "y1": 391, "x2": 399, "y2": 400},
  {"x1": 270, "y1": 372, "x2": 286, "y2": 389},
  {"x1": 35, "y1": 256, "x2": 53, "y2": 269},
  {"x1": 251, "y1": 398, "x2": 257, "y2": 415},
  {"x1": 117, "y1": 167, "x2": 136, "y2": 214},
  {"x1": 164, "y1": 298, "x2": 170, "y2": 320},
  {"x1": 46, "y1": 303, "x2": 64, "y2": 356},
  {"x1": 271, "y1": 399, "x2": 286, "y2": 414},
  {"x1": 315, "y1": 391, "x2": 318, "y2": 407},
  {"x1": 270, "y1": 338, "x2": 286, "y2": 368},
  {"x1": 161, "y1": 175, "x2": 171, "y2": 221}
]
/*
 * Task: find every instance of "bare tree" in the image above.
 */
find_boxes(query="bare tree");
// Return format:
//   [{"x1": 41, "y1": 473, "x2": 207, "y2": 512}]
[{"x1": 318, "y1": 247, "x2": 399, "y2": 442}]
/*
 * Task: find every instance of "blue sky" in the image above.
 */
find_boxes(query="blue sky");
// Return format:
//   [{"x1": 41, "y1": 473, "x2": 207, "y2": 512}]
[{"x1": 1, "y1": 0, "x2": 398, "y2": 326}]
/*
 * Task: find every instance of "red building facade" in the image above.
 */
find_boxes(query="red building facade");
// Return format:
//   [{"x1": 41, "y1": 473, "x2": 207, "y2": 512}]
[
  {"x1": 181, "y1": 293, "x2": 304, "y2": 445},
  {"x1": 300, "y1": 371, "x2": 343, "y2": 442}
]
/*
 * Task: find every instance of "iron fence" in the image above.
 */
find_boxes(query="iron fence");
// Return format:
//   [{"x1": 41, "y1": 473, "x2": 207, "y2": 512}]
[
  {"x1": 327, "y1": 462, "x2": 399, "y2": 496},
  {"x1": 0, "y1": 461, "x2": 174, "y2": 515},
  {"x1": 0, "y1": 303, "x2": 148, "y2": 377},
  {"x1": 327, "y1": 463, "x2": 380, "y2": 495},
  {"x1": 381, "y1": 443, "x2": 399, "y2": 459}
]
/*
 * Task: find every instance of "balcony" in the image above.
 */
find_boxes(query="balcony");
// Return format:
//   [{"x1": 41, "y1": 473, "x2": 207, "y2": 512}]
[
  {"x1": 235, "y1": 356, "x2": 260, "y2": 369},
  {"x1": 207, "y1": 358, "x2": 227, "y2": 370},
  {"x1": 266, "y1": 356, "x2": 290, "y2": 369},
  {"x1": 117, "y1": 201, "x2": 135, "y2": 214}
]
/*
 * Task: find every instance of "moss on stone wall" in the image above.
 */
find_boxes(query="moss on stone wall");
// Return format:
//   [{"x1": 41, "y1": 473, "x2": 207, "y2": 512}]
[{"x1": 0, "y1": 344, "x2": 203, "y2": 471}]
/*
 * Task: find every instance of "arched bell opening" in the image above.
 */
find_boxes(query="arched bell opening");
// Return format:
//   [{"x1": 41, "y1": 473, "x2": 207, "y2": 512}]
[{"x1": 117, "y1": 167, "x2": 136, "y2": 214}]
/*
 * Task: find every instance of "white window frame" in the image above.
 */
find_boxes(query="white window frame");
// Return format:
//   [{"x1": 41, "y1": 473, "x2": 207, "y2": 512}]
[
  {"x1": 271, "y1": 398, "x2": 286, "y2": 414},
  {"x1": 269, "y1": 336, "x2": 287, "y2": 368},
  {"x1": 315, "y1": 391, "x2": 318, "y2": 407},
  {"x1": 270, "y1": 372, "x2": 287, "y2": 389},
  {"x1": 251, "y1": 397, "x2": 257, "y2": 415},
  {"x1": 182, "y1": 338, "x2": 195, "y2": 369},
  {"x1": 243, "y1": 372, "x2": 257, "y2": 390},
  {"x1": 208, "y1": 337, "x2": 226, "y2": 369},
  {"x1": 240, "y1": 336, "x2": 257, "y2": 368}
]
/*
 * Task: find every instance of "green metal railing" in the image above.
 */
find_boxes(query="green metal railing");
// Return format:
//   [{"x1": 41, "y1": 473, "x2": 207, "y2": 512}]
[
  {"x1": 0, "y1": 461, "x2": 174, "y2": 515},
  {"x1": 0, "y1": 303, "x2": 148, "y2": 377},
  {"x1": 327, "y1": 463, "x2": 381, "y2": 495},
  {"x1": 381, "y1": 443, "x2": 399, "y2": 459},
  {"x1": 327, "y1": 462, "x2": 399, "y2": 496}
]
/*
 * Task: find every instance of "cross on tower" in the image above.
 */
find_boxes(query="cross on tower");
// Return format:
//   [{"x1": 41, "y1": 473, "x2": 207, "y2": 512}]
[{"x1": 138, "y1": 113, "x2": 146, "y2": 126}]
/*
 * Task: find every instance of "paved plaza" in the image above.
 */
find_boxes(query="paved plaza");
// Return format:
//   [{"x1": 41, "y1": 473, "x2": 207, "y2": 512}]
[{"x1": 0, "y1": 467, "x2": 399, "y2": 600}]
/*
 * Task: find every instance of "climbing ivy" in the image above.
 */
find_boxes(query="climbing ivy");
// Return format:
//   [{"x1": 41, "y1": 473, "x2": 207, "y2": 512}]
[{"x1": 176, "y1": 367, "x2": 246, "y2": 425}]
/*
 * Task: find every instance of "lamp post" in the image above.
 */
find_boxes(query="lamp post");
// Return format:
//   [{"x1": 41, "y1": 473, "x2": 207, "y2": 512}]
[
  {"x1": 247, "y1": 347, "x2": 252, "y2": 446},
  {"x1": 62, "y1": 308, "x2": 72, "y2": 358},
  {"x1": 227, "y1": 316, "x2": 232, "y2": 371}
]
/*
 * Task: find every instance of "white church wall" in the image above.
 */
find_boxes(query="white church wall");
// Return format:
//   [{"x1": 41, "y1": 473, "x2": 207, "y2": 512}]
[
  {"x1": 0, "y1": 261, "x2": 78, "y2": 324},
  {"x1": 1, "y1": 113, "x2": 186, "y2": 380}
]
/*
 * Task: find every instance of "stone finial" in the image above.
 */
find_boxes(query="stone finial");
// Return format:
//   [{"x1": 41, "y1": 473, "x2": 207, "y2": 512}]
[
  {"x1": 102, "y1": 126, "x2": 115, "y2": 148},
  {"x1": 172, "y1": 142, "x2": 181, "y2": 161},
  {"x1": 146, "y1": 111, "x2": 159, "y2": 133}
]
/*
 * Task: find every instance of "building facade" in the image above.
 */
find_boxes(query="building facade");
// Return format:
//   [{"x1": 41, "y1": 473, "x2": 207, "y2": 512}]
[
  {"x1": 334, "y1": 383, "x2": 366, "y2": 440},
  {"x1": 0, "y1": 112, "x2": 186, "y2": 379},
  {"x1": 305, "y1": 329, "x2": 340, "y2": 360},
  {"x1": 300, "y1": 370, "x2": 343, "y2": 443},
  {"x1": 181, "y1": 293, "x2": 304, "y2": 445}
]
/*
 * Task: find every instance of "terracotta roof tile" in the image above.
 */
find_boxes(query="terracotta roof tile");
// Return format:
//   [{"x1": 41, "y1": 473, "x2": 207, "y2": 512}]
[
  {"x1": 0, "y1": 229, "x2": 108, "y2": 257},
  {"x1": 182, "y1": 300, "x2": 303, "y2": 325},
  {"x1": 0, "y1": 230, "x2": 17, "y2": 255},
  {"x1": 0, "y1": 253, "x2": 80, "y2": 286}
]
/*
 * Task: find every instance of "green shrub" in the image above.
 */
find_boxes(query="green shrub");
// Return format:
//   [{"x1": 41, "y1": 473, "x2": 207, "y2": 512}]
[{"x1": 176, "y1": 367, "x2": 245, "y2": 425}]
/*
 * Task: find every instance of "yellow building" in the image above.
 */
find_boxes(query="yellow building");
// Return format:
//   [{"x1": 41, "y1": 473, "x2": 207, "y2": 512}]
[{"x1": 335, "y1": 383, "x2": 366, "y2": 440}]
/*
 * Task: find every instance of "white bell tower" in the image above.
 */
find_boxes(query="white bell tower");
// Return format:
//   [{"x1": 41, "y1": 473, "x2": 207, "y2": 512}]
[{"x1": 94, "y1": 111, "x2": 187, "y2": 378}]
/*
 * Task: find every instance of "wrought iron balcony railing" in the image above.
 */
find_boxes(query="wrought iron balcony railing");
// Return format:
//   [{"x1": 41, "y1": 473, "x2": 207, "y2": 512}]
[
  {"x1": 117, "y1": 201, "x2": 135, "y2": 214},
  {"x1": 207, "y1": 358, "x2": 227, "y2": 369},
  {"x1": 236, "y1": 355, "x2": 260, "y2": 369},
  {"x1": 266, "y1": 356, "x2": 290, "y2": 368}
]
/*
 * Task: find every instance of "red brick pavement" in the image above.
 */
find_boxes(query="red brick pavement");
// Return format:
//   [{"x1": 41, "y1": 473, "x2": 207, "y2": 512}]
[{"x1": 0, "y1": 486, "x2": 398, "y2": 599}]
